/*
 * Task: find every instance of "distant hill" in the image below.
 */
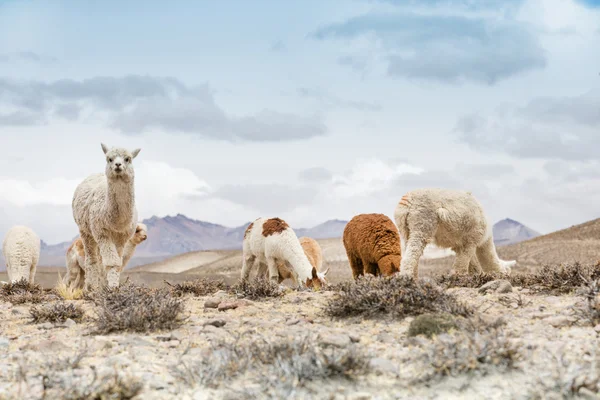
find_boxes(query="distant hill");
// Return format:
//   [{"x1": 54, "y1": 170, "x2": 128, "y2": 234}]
[
  {"x1": 493, "y1": 218, "x2": 540, "y2": 246},
  {"x1": 498, "y1": 218, "x2": 600, "y2": 270}
]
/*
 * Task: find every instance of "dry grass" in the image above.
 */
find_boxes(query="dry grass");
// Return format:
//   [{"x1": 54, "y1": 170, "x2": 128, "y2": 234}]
[
  {"x1": 172, "y1": 334, "x2": 369, "y2": 397},
  {"x1": 435, "y1": 272, "x2": 507, "y2": 289},
  {"x1": 166, "y1": 278, "x2": 228, "y2": 297},
  {"x1": 230, "y1": 277, "x2": 283, "y2": 300},
  {"x1": 324, "y1": 275, "x2": 473, "y2": 319},
  {"x1": 54, "y1": 273, "x2": 83, "y2": 300},
  {"x1": 580, "y1": 278, "x2": 600, "y2": 326},
  {"x1": 92, "y1": 283, "x2": 185, "y2": 334},
  {"x1": 0, "y1": 278, "x2": 48, "y2": 304},
  {"x1": 416, "y1": 328, "x2": 521, "y2": 381},
  {"x1": 30, "y1": 302, "x2": 84, "y2": 323}
]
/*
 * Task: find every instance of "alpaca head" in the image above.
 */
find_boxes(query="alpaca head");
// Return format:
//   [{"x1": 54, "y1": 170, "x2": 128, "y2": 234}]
[
  {"x1": 101, "y1": 143, "x2": 141, "y2": 181},
  {"x1": 378, "y1": 254, "x2": 401, "y2": 276},
  {"x1": 305, "y1": 266, "x2": 329, "y2": 290},
  {"x1": 131, "y1": 223, "x2": 148, "y2": 245}
]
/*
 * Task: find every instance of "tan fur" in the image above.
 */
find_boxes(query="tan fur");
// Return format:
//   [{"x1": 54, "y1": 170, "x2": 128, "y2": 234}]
[
  {"x1": 262, "y1": 218, "x2": 289, "y2": 237},
  {"x1": 343, "y1": 213, "x2": 401, "y2": 280},
  {"x1": 272, "y1": 236, "x2": 324, "y2": 284}
]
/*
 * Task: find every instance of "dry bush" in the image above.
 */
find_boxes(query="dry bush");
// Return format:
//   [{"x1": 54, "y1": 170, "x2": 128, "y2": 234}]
[
  {"x1": 0, "y1": 278, "x2": 48, "y2": 304},
  {"x1": 166, "y1": 278, "x2": 228, "y2": 297},
  {"x1": 54, "y1": 274, "x2": 83, "y2": 300},
  {"x1": 93, "y1": 283, "x2": 185, "y2": 334},
  {"x1": 324, "y1": 275, "x2": 473, "y2": 319},
  {"x1": 580, "y1": 279, "x2": 600, "y2": 326},
  {"x1": 435, "y1": 272, "x2": 506, "y2": 289},
  {"x1": 172, "y1": 334, "x2": 369, "y2": 396},
  {"x1": 408, "y1": 313, "x2": 465, "y2": 338},
  {"x1": 416, "y1": 328, "x2": 521, "y2": 381},
  {"x1": 30, "y1": 302, "x2": 84, "y2": 323},
  {"x1": 230, "y1": 278, "x2": 283, "y2": 300}
]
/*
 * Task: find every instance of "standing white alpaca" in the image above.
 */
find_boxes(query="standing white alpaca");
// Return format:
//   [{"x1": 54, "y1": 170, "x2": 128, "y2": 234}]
[
  {"x1": 72, "y1": 143, "x2": 141, "y2": 290},
  {"x1": 241, "y1": 218, "x2": 327, "y2": 289},
  {"x1": 394, "y1": 188, "x2": 516, "y2": 279},
  {"x1": 2, "y1": 225, "x2": 41, "y2": 283}
]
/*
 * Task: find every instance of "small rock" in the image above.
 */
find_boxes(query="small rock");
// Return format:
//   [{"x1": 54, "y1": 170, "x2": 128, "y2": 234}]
[
  {"x1": 347, "y1": 393, "x2": 372, "y2": 400},
  {"x1": 545, "y1": 315, "x2": 575, "y2": 328},
  {"x1": 0, "y1": 337, "x2": 9, "y2": 348},
  {"x1": 320, "y1": 333, "x2": 351, "y2": 348},
  {"x1": 594, "y1": 324, "x2": 600, "y2": 333},
  {"x1": 579, "y1": 387, "x2": 600, "y2": 400},
  {"x1": 38, "y1": 322, "x2": 53, "y2": 330},
  {"x1": 286, "y1": 318, "x2": 300, "y2": 326},
  {"x1": 218, "y1": 300, "x2": 251, "y2": 312},
  {"x1": 408, "y1": 313, "x2": 461, "y2": 338},
  {"x1": 369, "y1": 357, "x2": 398, "y2": 376},
  {"x1": 23, "y1": 339, "x2": 70, "y2": 352},
  {"x1": 64, "y1": 318, "x2": 76, "y2": 327},
  {"x1": 204, "y1": 319, "x2": 226, "y2": 328},
  {"x1": 204, "y1": 298, "x2": 221, "y2": 309},
  {"x1": 478, "y1": 280, "x2": 513, "y2": 294},
  {"x1": 349, "y1": 333, "x2": 361, "y2": 343},
  {"x1": 171, "y1": 331, "x2": 186, "y2": 341}
]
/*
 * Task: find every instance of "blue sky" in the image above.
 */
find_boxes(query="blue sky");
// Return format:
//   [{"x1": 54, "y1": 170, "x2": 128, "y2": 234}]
[{"x1": 0, "y1": 0, "x2": 599, "y2": 243}]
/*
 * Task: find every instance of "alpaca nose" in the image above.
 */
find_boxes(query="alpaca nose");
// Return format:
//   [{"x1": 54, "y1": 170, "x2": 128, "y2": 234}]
[{"x1": 115, "y1": 162, "x2": 122, "y2": 168}]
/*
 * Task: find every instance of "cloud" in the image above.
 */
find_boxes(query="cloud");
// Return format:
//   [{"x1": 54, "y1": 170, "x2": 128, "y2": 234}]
[
  {"x1": 0, "y1": 76, "x2": 327, "y2": 142},
  {"x1": 270, "y1": 40, "x2": 286, "y2": 52},
  {"x1": 312, "y1": 10, "x2": 546, "y2": 84},
  {"x1": 454, "y1": 163, "x2": 517, "y2": 179},
  {"x1": 297, "y1": 87, "x2": 382, "y2": 111},
  {"x1": 454, "y1": 89, "x2": 600, "y2": 160},
  {"x1": 212, "y1": 184, "x2": 319, "y2": 214},
  {"x1": 298, "y1": 167, "x2": 333, "y2": 183},
  {"x1": 0, "y1": 51, "x2": 56, "y2": 64}
]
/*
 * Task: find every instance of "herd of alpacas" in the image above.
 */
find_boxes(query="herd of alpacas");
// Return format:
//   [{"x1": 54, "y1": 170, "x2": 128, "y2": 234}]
[{"x1": 1, "y1": 144, "x2": 516, "y2": 291}]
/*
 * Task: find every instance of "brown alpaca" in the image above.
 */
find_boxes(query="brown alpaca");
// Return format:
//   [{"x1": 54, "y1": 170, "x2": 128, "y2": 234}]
[
  {"x1": 343, "y1": 213, "x2": 401, "y2": 280},
  {"x1": 257, "y1": 236, "x2": 329, "y2": 286}
]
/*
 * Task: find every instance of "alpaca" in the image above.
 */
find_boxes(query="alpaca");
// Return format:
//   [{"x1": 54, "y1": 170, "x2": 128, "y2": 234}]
[
  {"x1": 343, "y1": 214, "x2": 401, "y2": 280},
  {"x1": 2, "y1": 225, "x2": 41, "y2": 283},
  {"x1": 257, "y1": 236, "x2": 329, "y2": 285},
  {"x1": 394, "y1": 188, "x2": 516, "y2": 279},
  {"x1": 72, "y1": 143, "x2": 141, "y2": 290},
  {"x1": 65, "y1": 223, "x2": 148, "y2": 290},
  {"x1": 241, "y1": 218, "x2": 328, "y2": 289}
]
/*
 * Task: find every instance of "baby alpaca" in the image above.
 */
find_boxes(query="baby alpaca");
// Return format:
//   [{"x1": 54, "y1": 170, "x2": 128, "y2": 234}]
[
  {"x1": 394, "y1": 188, "x2": 516, "y2": 279},
  {"x1": 65, "y1": 223, "x2": 148, "y2": 290},
  {"x1": 343, "y1": 214, "x2": 401, "y2": 280},
  {"x1": 242, "y1": 218, "x2": 327, "y2": 289},
  {"x1": 72, "y1": 143, "x2": 141, "y2": 290},
  {"x1": 2, "y1": 225, "x2": 41, "y2": 283},
  {"x1": 258, "y1": 236, "x2": 329, "y2": 285}
]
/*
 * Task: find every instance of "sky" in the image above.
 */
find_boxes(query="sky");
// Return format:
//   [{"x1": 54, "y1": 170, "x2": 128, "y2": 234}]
[{"x1": 0, "y1": 0, "x2": 599, "y2": 244}]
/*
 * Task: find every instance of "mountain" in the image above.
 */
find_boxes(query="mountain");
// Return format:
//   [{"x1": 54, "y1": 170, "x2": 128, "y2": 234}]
[{"x1": 493, "y1": 218, "x2": 540, "y2": 247}]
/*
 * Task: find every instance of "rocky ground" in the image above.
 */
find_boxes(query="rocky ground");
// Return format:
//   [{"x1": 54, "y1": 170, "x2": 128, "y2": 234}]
[{"x1": 0, "y1": 274, "x2": 599, "y2": 400}]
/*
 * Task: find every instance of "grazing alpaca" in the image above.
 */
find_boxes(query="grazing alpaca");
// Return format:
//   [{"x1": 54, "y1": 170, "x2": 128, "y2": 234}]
[
  {"x1": 241, "y1": 218, "x2": 328, "y2": 289},
  {"x1": 2, "y1": 225, "x2": 40, "y2": 283},
  {"x1": 394, "y1": 188, "x2": 516, "y2": 279},
  {"x1": 72, "y1": 143, "x2": 141, "y2": 290},
  {"x1": 258, "y1": 236, "x2": 329, "y2": 285},
  {"x1": 65, "y1": 223, "x2": 148, "y2": 289},
  {"x1": 343, "y1": 214, "x2": 401, "y2": 280}
]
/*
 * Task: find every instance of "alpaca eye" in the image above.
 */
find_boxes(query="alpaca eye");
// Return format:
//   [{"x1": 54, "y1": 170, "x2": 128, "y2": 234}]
[
  {"x1": 108, "y1": 158, "x2": 113, "y2": 162},
  {"x1": 125, "y1": 157, "x2": 131, "y2": 163}
]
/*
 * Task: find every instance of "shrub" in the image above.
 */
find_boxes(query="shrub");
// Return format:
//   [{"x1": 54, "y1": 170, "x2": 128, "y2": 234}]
[
  {"x1": 166, "y1": 278, "x2": 228, "y2": 297},
  {"x1": 408, "y1": 313, "x2": 463, "y2": 338},
  {"x1": 435, "y1": 272, "x2": 506, "y2": 289},
  {"x1": 54, "y1": 274, "x2": 84, "y2": 300},
  {"x1": 93, "y1": 283, "x2": 185, "y2": 334},
  {"x1": 0, "y1": 278, "x2": 47, "y2": 304},
  {"x1": 324, "y1": 275, "x2": 472, "y2": 319},
  {"x1": 30, "y1": 302, "x2": 84, "y2": 323},
  {"x1": 230, "y1": 277, "x2": 283, "y2": 300}
]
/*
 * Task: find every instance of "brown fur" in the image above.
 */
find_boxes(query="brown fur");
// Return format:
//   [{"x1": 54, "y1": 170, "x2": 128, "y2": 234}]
[
  {"x1": 66, "y1": 239, "x2": 85, "y2": 258},
  {"x1": 343, "y1": 213, "x2": 401, "y2": 280},
  {"x1": 274, "y1": 237, "x2": 324, "y2": 284},
  {"x1": 244, "y1": 222, "x2": 254, "y2": 239},
  {"x1": 262, "y1": 218, "x2": 289, "y2": 237}
]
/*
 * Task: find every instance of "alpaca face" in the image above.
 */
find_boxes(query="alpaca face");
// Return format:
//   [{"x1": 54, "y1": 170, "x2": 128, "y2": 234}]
[
  {"x1": 305, "y1": 267, "x2": 329, "y2": 290},
  {"x1": 131, "y1": 223, "x2": 148, "y2": 245},
  {"x1": 101, "y1": 143, "x2": 141, "y2": 181}
]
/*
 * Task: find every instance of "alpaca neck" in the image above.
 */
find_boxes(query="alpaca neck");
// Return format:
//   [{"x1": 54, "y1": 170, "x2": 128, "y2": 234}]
[
  {"x1": 283, "y1": 241, "x2": 313, "y2": 282},
  {"x1": 105, "y1": 177, "x2": 135, "y2": 227}
]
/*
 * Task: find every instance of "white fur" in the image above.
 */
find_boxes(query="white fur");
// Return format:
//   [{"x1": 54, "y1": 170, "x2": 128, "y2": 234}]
[
  {"x1": 394, "y1": 188, "x2": 516, "y2": 278},
  {"x1": 241, "y1": 218, "x2": 315, "y2": 287},
  {"x1": 72, "y1": 143, "x2": 141, "y2": 290},
  {"x1": 2, "y1": 225, "x2": 40, "y2": 283}
]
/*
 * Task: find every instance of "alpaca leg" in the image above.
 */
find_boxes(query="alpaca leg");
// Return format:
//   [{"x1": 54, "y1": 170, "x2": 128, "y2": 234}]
[
  {"x1": 468, "y1": 254, "x2": 483, "y2": 275},
  {"x1": 400, "y1": 211, "x2": 437, "y2": 279},
  {"x1": 81, "y1": 234, "x2": 102, "y2": 291},
  {"x1": 347, "y1": 254, "x2": 364, "y2": 280},
  {"x1": 97, "y1": 236, "x2": 121, "y2": 288},
  {"x1": 266, "y1": 258, "x2": 279, "y2": 283},
  {"x1": 241, "y1": 255, "x2": 256, "y2": 280},
  {"x1": 452, "y1": 245, "x2": 477, "y2": 275},
  {"x1": 256, "y1": 261, "x2": 267, "y2": 279},
  {"x1": 366, "y1": 261, "x2": 380, "y2": 277},
  {"x1": 476, "y1": 237, "x2": 504, "y2": 273},
  {"x1": 400, "y1": 237, "x2": 428, "y2": 279},
  {"x1": 29, "y1": 262, "x2": 37, "y2": 284}
]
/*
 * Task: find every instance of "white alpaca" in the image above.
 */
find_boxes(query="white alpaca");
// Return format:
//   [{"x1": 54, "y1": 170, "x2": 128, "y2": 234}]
[
  {"x1": 2, "y1": 225, "x2": 41, "y2": 283},
  {"x1": 394, "y1": 188, "x2": 516, "y2": 278},
  {"x1": 72, "y1": 143, "x2": 141, "y2": 290},
  {"x1": 241, "y1": 218, "x2": 327, "y2": 289},
  {"x1": 65, "y1": 223, "x2": 148, "y2": 290}
]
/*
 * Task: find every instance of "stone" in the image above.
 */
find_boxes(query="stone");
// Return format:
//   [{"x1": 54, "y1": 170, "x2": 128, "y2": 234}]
[
  {"x1": 38, "y1": 322, "x2": 53, "y2": 330},
  {"x1": 349, "y1": 333, "x2": 361, "y2": 343},
  {"x1": 203, "y1": 319, "x2": 226, "y2": 328},
  {"x1": 23, "y1": 339, "x2": 70, "y2": 352},
  {"x1": 594, "y1": 324, "x2": 600, "y2": 333},
  {"x1": 0, "y1": 337, "x2": 9, "y2": 348},
  {"x1": 369, "y1": 357, "x2": 398, "y2": 376},
  {"x1": 64, "y1": 318, "x2": 76, "y2": 327},
  {"x1": 408, "y1": 313, "x2": 461, "y2": 338},
  {"x1": 545, "y1": 315, "x2": 575, "y2": 328},
  {"x1": 347, "y1": 393, "x2": 373, "y2": 400},
  {"x1": 320, "y1": 333, "x2": 351, "y2": 348},
  {"x1": 204, "y1": 298, "x2": 221, "y2": 309},
  {"x1": 478, "y1": 280, "x2": 513, "y2": 294},
  {"x1": 218, "y1": 300, "x2": 252, "y2": 312}
]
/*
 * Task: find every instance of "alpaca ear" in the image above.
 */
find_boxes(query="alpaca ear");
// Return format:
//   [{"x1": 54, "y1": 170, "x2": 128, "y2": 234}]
[
  {"x1": 322, "y1": 267, "x2": 330, "y2": 276},
  {"x1": 131, "y1": 148, "x2": 141, "y2": 159},
  {"x1": 101, "y1": 143, "x2": 109, "y2": 154},
  {"x1": 311, "y1": 267, "x2": 318, "y2": 279}
]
